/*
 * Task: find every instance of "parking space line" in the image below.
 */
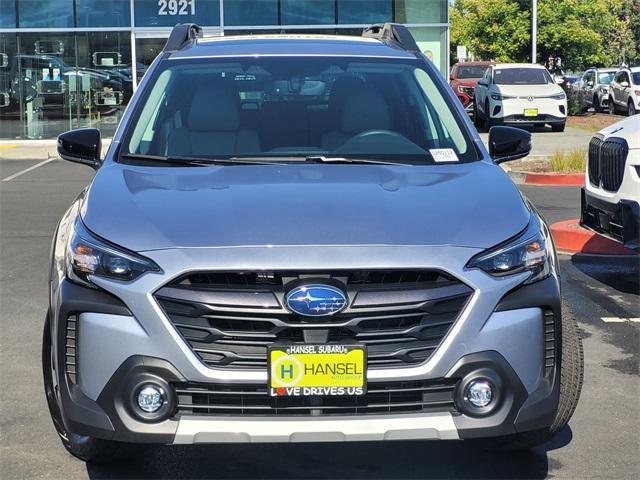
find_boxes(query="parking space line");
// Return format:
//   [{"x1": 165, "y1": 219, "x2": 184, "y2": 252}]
[
  {"x1": 601, "y1": 317, "x2": 640, "y2": 324},
  {"x1": 1, "y1": 158, "x2": 55, "y2": 182}
]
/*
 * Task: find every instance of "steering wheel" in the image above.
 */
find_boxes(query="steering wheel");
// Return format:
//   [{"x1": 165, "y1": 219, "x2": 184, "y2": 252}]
[{"x1": 352, "y1": 129, "x2": 406, "y2": 140}]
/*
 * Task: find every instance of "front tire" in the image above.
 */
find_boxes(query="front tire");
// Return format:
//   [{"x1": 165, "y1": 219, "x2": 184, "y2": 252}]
[
  {"x1": 484, "y1": 301, "x2": 584, "y2": 450},
  {"x1": 473, "y1": 100, "x2": 484, "y2": 129},
  {"x1": 42, "y1": 314, "x2": 137, "y2": 463},
  {"x1": 593, "y1": 95, "x2": 602, "y2": 113},
  {"x1": 608, "y1": 97, "x2": 616, "y2": 115},
  {"x1": 552, "y1": 122, "x2": 566, "y2": 132},
  {"x1": 628, "y1": 100, "x2": 637, "y2": 116}
]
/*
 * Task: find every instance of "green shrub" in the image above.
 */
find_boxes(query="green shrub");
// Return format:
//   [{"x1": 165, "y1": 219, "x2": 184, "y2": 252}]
[
  {"x1": 550, "y1": 148, "x2": 586, "y2": 172},
  {"x1": 567, "y1": 95, "x2": 582, "y2": 116}
]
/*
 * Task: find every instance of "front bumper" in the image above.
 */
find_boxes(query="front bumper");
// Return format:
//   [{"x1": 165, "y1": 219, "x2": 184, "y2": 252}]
[
  {"x1": 51, "y1": 244, "x2": 563, "y2": 445},
  {"x1": 580, "y1": 188, "x2": 640, "y2": 250},
  {"x1": 490, "y1": 98, "x2": 567, "y2": 125}
]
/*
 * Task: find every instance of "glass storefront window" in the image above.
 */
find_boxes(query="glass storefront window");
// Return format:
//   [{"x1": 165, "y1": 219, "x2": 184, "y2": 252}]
[
  {"x1": 75, "y1": 32, "x2": 133, "y2": 136},
  {"x1": 0, "y1": 0, "x2": 17, "y2": 28},
  {"x1": 76, "y1": 0, "x2": 131, "y2": 27},
  {"x1": 0, "y1": 33, "x2": 19, "y2": 138},
  {"x1": 134, "y1": 0, "x2": 220, "y2": 27},
  {"x1": 0, "y1": 0, "x2": 450, "y2": 140},
  {"x1": 395, "y1": 0, "x2": 447, "y2": 24},
  {"x1": 338, "y1": 0, "x2": 391, "y2": 25},
  {"x1": 18, "y1": 0, "x2": 74, "y2": 28},
  {"x1": 225, "y1": 0, "x2": 278, "y2": 26},
  {"x1": 281, "y1": 0, "x2": 335, "y2": 25}
]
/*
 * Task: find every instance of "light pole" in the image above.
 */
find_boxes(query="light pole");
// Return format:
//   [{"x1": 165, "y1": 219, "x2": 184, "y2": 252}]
[{"x1": 532, "y1": 0, "x2": 537, "y2": 64}]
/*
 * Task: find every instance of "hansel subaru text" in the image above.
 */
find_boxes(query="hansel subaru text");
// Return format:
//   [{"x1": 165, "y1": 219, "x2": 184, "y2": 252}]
[{"x1": 44, "y1": 24, "x2": 583, "y2": 462}]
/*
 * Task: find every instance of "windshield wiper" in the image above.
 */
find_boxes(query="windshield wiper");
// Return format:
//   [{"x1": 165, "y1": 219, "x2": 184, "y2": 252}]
[
  {"x1": 120, "y1": 154, "x2": 286, "y2": 166},
  {"x1": 305, "y1": 155, "x2": 412, "y2": 166}
]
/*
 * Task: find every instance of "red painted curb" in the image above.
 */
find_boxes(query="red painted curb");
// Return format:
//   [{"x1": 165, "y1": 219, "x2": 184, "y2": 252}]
[
  {"x1": 550, "y1": 219, "x2": 636, "y2": 255},
  {"x1": 524, "y1": 172, "x2": 584, "y2": 186}
]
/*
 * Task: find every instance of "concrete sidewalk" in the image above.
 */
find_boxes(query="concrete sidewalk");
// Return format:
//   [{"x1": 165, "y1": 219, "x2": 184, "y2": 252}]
[{"x1": 0, "y1": 138, "x2": 113, "y2": 160}]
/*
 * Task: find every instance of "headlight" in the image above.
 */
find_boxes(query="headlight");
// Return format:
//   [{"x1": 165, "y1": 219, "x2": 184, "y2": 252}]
[
  {"x1": 490, "y1": 93, "x2": 512, "y2": 101},
  {"x1": 66, "y1": 217, "x2": 160, "y2": 287},
  {"x1": 466, "y1": 216, "x2": 552, "y2": 285},
  {"x1": 550, "y1": 93, "x2": 566, "y2": 100}
]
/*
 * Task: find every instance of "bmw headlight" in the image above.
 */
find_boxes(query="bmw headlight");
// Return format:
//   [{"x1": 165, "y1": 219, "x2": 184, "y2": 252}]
[
  {"x1": 66, "y1": 217, "x2": 160, "y2": 287},
  {"x1": 466, "y1": 216, "x2": 552, "y2": 285}
]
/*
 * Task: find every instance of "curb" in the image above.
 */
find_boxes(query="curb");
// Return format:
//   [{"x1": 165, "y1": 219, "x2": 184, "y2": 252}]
[
  {"x1": 523, "y1": 172, "x2": 584, "y2": 186},
  {"x1": 550, "y1": 219, "x2": 636, "y2": 255}
]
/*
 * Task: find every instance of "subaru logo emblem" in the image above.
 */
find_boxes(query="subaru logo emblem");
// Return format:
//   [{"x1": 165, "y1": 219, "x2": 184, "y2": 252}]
[{"x1": 285, "y1": 285, "x2": 347, "y2": 317}]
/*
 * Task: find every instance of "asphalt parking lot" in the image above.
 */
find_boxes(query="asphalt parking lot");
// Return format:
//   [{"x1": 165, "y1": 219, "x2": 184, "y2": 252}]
[{"x1": 1, "y1": 157, "x2": 638, "y2": 480}]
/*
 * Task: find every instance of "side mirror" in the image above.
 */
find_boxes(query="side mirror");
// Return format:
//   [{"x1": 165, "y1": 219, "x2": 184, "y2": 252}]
[
  {"x1": 57, "y1": 128, "x2": 102, "y2": 169},
  {"x1": 488, "y1": 126, "x2": 531, "y2": 164},
  {"x1": 477, "y1": 79, "x2": 488, "y2": 86},
  {"x1": 620, "y1": 81, "x2": 629, "y2": 88}
]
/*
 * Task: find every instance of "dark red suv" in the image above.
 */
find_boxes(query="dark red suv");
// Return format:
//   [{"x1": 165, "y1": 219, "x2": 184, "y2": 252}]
[{"x1": 450, "y1": 61, "x2": 493, "y2": 111}]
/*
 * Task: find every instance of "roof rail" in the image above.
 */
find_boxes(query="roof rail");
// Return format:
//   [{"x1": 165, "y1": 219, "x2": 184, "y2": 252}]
[
  {"x1": 362, "y1": 23, "x2": 419, "y2": 53},
  {"x1": 163, "y1": 23, "x2": 203, "y2": 52}
]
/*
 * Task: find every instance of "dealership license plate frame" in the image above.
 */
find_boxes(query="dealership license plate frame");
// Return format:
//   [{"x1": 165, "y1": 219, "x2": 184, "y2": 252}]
[
  {"x1": 523, "y1": 108, "x2": 539, "y2": 117},
  {"x1": 268, "y1": 344, "x2": 367, "y2": 397}
]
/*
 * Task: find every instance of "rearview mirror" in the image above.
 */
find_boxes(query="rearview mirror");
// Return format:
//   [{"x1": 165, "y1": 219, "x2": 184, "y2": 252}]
[
  {"x1": 488, "y1": 126, "x2": 531, "y2": 164},
  {"x1": 57, "y1": 128, "x2": 102, "y2": 169}
]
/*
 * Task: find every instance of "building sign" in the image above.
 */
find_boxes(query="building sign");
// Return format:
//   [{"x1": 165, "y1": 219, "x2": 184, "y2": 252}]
[{"x1": 135, "y1": 0, "x2": 220, "y2": 27}]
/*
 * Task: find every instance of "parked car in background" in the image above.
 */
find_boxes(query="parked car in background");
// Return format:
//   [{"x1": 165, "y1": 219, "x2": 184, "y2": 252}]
[
  {"x1": 609, "y1": 67, "x2": 640, "y2": 116},
  {"x1": 581, "y1": 115, "x2": 639, "y2": 250},
  {"x1": 449, "y1": 61, "x2": 492, "y2": 113},
  {"x1": 474, "y1": 63, "x2": 567, "y2": 131},
  {"x1": 573, "y1": 67, "x2": 616, "y2": 113},
  {"x1": 561, "y1": 74, "x2": 581, "y2": 95}
]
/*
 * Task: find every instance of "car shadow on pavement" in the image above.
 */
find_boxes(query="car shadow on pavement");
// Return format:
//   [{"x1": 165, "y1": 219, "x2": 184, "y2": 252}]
[{"x1": 86, "y1": 426, "x2": 573, "y2": 479}]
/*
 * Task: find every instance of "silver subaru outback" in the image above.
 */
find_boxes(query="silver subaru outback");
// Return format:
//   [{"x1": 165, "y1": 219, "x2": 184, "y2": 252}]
[{"x1": 43, "y1": 24, "x2": 583, "y2": 462}]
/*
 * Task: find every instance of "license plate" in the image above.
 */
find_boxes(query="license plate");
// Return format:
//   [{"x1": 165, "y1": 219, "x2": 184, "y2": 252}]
[
  {"x1": 268, "y1": 344, "x2": 366, "y2": 397},
  {"x1": 524, "y1": 108, "x2": 538, "y2": 117}
]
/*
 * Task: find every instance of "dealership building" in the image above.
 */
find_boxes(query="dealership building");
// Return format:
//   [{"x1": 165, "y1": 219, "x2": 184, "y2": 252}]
[{"x1": 0, "y1": 0, "x2": 449, "y2": 140}]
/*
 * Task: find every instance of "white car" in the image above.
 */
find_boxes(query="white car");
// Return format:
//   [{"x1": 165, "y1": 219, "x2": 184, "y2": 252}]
[
  {"x1": 608, "y1": 67, "x2": 640, "y2": 116},
  {"x1": 474, "y1": 63, "x2": 567, "y2": 132},
  {"x1": 580, "y1": 116, "x2": 640, "y2": 250}
]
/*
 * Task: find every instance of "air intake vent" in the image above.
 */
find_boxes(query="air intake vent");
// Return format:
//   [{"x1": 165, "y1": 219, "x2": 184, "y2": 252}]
[
  {"x1": 174, "y1": 379, "x2": 458, "y2": 416},
  {"x1": 544, "y1": 310, "x2": 556, "y2": 378},
  {"x1": 65, "y1": 316, "x2": 78, "y2": 383},
  {"x1": 155, "y1": 270, "x2": 473, "y2": 370},
  {"x1": 588, "y1": 135, "x2": 628, "y2": 192}
]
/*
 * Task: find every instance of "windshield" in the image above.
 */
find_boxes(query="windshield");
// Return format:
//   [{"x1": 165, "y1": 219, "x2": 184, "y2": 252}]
[
  {"x1": 598, "y1": 72, "x2": 615, "y2": 84},
  {"x1": 633, "y1": 72, "x2": 640, "y2": 85},
  {"x1": 457, "y1": 65, "x2": 489, "y2": 79},
  {"x1": 123, "y1": 57, "x2": 476, "y2": 164},
  {"x1": 494, "y1": 68, "x2": 552, "y2": 85}
]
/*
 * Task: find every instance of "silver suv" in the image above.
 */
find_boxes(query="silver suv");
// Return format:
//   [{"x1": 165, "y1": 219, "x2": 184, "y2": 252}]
[
  {"x1": 574, "y1": 67, "x2": 616, "y2": 113},
  {"x1": 43, "y1": 24, "x2": 583, "y2": 462}
]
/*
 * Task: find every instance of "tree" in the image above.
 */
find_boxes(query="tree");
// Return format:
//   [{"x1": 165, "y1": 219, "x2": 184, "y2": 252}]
[
  {"x1": 450, "y1": 0, "x2": 530, "y2": 63},
  {"x1": 450, "y1": 0, "x2": 638, "y2": 70}
]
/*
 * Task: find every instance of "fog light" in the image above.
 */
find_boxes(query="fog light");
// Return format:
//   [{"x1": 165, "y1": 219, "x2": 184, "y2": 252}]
[
  {"x1": 465, "y1": 380, "x2": 493, "y2": 408},
  {"x1": 137, "y1": 385, "x2": 165, "y2": 413}
]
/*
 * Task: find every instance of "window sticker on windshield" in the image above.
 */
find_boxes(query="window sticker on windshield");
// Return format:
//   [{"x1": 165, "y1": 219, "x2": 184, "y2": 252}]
[{"x1": 429, "y1": 149, "x2": 459, "y2": 162}]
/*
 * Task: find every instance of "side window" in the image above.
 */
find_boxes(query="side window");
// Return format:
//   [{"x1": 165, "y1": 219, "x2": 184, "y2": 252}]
[
  {"x1": 622, "y1": 72, "x2": 630, "y2": 84},
  {"x1": 614, "y1": 72, "x2": 624, "y2": 83}
]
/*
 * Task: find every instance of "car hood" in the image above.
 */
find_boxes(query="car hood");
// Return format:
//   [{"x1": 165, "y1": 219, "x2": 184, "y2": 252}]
[
  {"x1": 494, "y1": 84, "x2": 563, "y2": 97},
  {"x1": 81, "y1": 161, "x2": 530, "y2": 252},
  {"x1": 599, "y1": 115, "x2": 640, "y2": 149},
  {"x1": 454, "y1": 78, "x2": 480, "y2": 87}
]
